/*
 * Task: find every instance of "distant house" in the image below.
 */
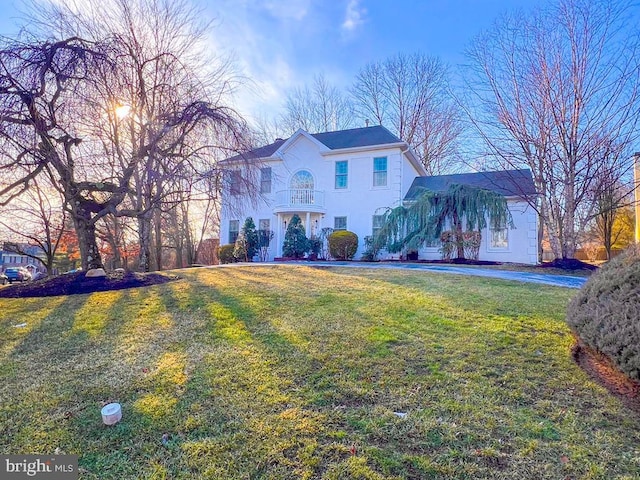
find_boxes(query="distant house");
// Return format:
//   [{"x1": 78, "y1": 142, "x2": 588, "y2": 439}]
[
  {"x1": 0, "y1": 244, "x2": 46, "y2": 274},
  {"x1": 219, "y1": 125, "x2": 539, "y2": 264}
]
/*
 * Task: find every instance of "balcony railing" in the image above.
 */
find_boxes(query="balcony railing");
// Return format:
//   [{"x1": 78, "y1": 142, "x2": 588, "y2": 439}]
[{"x1": 274, "y1": 189, "x2": 325, "y2": 211}]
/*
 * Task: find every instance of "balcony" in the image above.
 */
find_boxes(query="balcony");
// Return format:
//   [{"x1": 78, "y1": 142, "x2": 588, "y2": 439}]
[{"x1": 274, "y1": 189, "x2": 326, "y2": 213}]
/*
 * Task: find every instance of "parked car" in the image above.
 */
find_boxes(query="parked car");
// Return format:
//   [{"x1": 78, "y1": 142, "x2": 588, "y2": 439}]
[
  {"x1": 0, "y1": 273, "x2": 7, "y2": 285},
  {"x1": 4, "y1": 267, "x2": 32, "y2": 283}
]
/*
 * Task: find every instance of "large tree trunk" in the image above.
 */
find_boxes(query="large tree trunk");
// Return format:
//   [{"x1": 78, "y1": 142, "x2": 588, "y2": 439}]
[
  {"x1": 71, "y1": 207, "x2": 103, "y2": 271},
  {"x1": 182, "y1": 205, "x2": 195, "y2": 266},
  {"x1": 138, "y1": 213, "x2": 153, "y2": 272},
  {"x1": 154, "y1": 208, "x2": 163, "y2": 271},
  {"x1": 452, "y1": 213, "x2": 465, "y2": 259}
]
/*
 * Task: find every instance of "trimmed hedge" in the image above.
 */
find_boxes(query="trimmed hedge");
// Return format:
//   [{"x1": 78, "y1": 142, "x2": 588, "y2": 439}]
[
  {"x1": 328, "y1": 230, "x2": 358, "y2": 260},
  {"x1": 218, "y1": 244, "x2": 236, "y2": 264},
  {"x1": 567, "y1": 245, "x2": 640, "y2": 380}
]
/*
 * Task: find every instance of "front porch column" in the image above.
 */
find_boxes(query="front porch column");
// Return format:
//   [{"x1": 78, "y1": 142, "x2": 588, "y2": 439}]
[
  {"x1": 305, "y1": 212, "x2": 311, "y2": 238},
  {"x1": 275, "y1": 213, "x2": 281, "y2": 258}
]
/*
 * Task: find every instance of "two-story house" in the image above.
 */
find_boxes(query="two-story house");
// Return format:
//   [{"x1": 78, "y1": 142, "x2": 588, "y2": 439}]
[{"x1": 219, "y1": 125, "x2": 538, "y2": 264}]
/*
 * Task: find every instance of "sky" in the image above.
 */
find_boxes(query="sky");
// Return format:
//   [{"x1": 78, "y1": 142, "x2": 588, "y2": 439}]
[{"x1": 0, "y1": 0, "x2": 541, "y2": 124}]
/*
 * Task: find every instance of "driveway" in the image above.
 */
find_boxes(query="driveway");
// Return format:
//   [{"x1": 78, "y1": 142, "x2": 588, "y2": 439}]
[{"x1": 258, "y1": 261, "x2": 589, "y2": 289}]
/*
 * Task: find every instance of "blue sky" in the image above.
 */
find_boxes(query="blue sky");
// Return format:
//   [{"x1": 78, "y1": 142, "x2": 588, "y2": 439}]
[{"x1": 0, "y1": 0, "x2": 540, "y2": 121}]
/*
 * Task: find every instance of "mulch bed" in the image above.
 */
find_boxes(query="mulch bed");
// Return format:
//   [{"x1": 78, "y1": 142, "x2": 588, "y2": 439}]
[
  {"x1": 572, "y1": 340, "x2": 640, "y2": 414},
  {"x1": 0, "y1": 270, "x2": 180, "y2": 298},
  {"x1": 541, "y1": 258, "x2": 598, "y2": 271}
]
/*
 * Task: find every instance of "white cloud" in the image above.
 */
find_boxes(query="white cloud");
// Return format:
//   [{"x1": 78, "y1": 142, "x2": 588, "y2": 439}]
[
  {"x1": 261, "y1": 0, "x2": 311, "y2": 21},
  {"x1": 342, "y1": 0, "x2": 365, "y2": 32},
  {"x1": 204, "y1": 2, "x2": 308, "y2": 120}
]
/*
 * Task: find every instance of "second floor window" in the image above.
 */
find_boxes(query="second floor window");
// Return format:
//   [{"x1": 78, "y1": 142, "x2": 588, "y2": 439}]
[
  {"x1": 373, "y1": 157, "x2": 387, "y2": 187},
  {"x1": 229, "y1": 170, "x2": 242, "y2": 196},
  {"x1": 335, "y1": 161, "x2": 348, "y2": 189},
  {"x1": 291, "y1": 170, "x2": 314, "y2": 190},
  {"x1": 260, "y1": 167, "x2": 272, "y2": 194}
]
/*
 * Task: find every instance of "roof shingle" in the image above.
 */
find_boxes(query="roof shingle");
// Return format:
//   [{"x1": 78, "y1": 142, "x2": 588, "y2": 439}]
[
  {"x1": 404, "y1": 169, "x2": 537, "y2": 200},
  {"x1": 225, "y1": 125, "x2": 402, "y2": 162}
]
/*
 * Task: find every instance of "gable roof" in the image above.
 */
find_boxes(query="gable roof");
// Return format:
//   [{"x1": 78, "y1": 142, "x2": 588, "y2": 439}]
[
  {"x1": 312, "y1": 125, "x2": 402, "y2": 149},
  {"x1": 404, "y1": 169, "x2": 537, "y2": 201},
  {"x1": 224, "y1": 125, "x2": 403, "y2": 162}
]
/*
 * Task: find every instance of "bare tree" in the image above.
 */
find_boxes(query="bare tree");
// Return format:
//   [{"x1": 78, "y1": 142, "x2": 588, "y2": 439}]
[
  {"x1": 32, "y1": 0, "x2": 253, "y2": 271},
  {"x1": 351, "y1": 52, "x2": 463, "y2": 173},
  {"x1": 251, "y1": 113, "x2": 288, "y2": 146},
  {"x1": 464, "y1": 0, "x2": 640, "y2": 260},
  {"x1": 0, "y1": 36, "x2": 126, "y2": 270},
  {"x1": 96, "y1": 213, "x2": 137, "y2": 270},
  {"x1": 281, "y1": 74, "x2": 356, "y2": 134},
  {"x1": 0, "y1": 177, "x2": 67, "y2": 274},
  {"x1": 589, "y1": 165, "x2": 635, "y2": 259}
]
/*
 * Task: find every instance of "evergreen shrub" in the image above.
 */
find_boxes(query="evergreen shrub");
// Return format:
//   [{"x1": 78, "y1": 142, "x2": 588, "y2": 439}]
[
  {"x1": 567, "y1": 245, "x2": 640, "y2": 379},
  {"x1": 329, "y1": 230, "x2": 358, "y2": 260},
  {"x1": 282, "y1": 214, "x2": 310, "y2": 258},
  {"x1": 218, "y1": 244, "x2": 236, "y2": 264}
]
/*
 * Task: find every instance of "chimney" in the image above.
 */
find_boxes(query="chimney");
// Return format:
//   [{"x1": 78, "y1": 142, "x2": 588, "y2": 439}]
[
  {"x1": 365, "y1": 119, "x2": 370, "y2": 127},
  {"x1": 635, "y1": 152, "x2": 640, "y2": 244}
]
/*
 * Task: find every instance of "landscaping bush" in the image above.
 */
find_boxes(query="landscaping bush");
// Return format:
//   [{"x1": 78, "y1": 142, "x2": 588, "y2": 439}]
[
  {"x1": 567, "y1": 245, "x2": 640, "y2": 380},
  {"x1": 282, "y1": 214, "x2": 310, "y2": 258},
  {"x1": 361, "y1": 235, "x2": 382, "y2": 261},
  {"x1": 234, "y1": 217, "x2": 259, "y2": 261},
  {"x1": 218, "y1": 244, "x2": 236, "y2": 264},
  {"x1": 329, "y1": 230, "x2": 358, "y2": 260}
]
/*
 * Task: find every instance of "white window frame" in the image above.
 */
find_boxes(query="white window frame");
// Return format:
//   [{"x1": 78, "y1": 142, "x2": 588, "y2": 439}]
[
  {"x1": 488, "y1": 225, "x2": 510, "y2": 251},
  {"x1": 373, "y1": 157, "x2": 388, "y2": 187},
  {"x1": 260, "y1": 167, "x2": 272, "y2": 194},
  {"x1": 335, "y1": 161, "x2": 348, "y2": 189},
  {"x1": 334, "y1": 216, "x2": 347, "y2": 231},
  {"x1": 372, "y1": 215, "x2": 385, "y2": 236},
  {"x1": 229, "y1": 220, "x2": 240, "y2": 244}
]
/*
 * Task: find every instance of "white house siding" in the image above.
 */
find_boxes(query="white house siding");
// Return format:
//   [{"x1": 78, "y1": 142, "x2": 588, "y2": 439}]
[
  {"x1": 417, "y1": 200, "x2": 538, "y2": 265},
  {"x1": 220, "y1": 133, "x2": 423, "y2": 260},
  {"x1": 220, "y1": 129, "x2": 539, "y2": 265}
]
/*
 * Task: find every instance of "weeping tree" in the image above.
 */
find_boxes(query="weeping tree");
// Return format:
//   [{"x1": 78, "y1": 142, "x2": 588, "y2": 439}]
[{"x1": 375, "y1": 184, "x2": 513, "y2": 259}]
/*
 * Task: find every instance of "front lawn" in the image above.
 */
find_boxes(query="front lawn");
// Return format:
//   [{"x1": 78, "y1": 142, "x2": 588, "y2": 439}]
[{"x1": 1, "y1": 266, "x2": 638, "y2": 479}]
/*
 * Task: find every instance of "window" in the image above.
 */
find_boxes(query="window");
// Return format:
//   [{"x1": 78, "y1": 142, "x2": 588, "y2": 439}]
[
  {"x1": 372, "y1": 215, "x2": 385, "y2": 236},
  {"x1": 490, "y1": 227, "x2": 509, "y2": 249},
  {"x1": 335, "y1": 161, "x2": 348, "y2": 189},
  {"x1": 258, "y1": 219, "x2": 272, "y2": 250},
  {"x1": 489, "y1": 219, "x2": 509, "y2": 249},
  {"x1": 425, "y1": 236, "x2": 441, "y2": 248},
  {"x1": 290, "y1": 170, "x2": 314, "y2": 190},
  {"x1": 260, "y1": 167, "x2": 272, "y2": 194},
  {"x1": 229, "y1": 220, "x2": 239, "y2": 244},
  {"x1": 373, "y1": 157, "x2": 387, "y2": 187},
  {"x1": 229, "y1": 170, "x2": 242, "y2": 196},
  {"x1": 334, "y1": 216, "x2": 347, "y2": 231},
  {"x1": 290, "y1": 170, "x2": 315, "y2": 205}
]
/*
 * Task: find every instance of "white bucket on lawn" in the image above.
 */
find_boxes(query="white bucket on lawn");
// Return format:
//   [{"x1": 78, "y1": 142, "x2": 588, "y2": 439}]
[{"x1": 101, "y1": 403, "x2": 122, "y2": 425}]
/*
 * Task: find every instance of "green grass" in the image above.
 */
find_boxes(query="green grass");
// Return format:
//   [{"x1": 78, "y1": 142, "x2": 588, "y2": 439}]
[{"x1": 0, "y1": 265, "x2": 638, "y2": 479}]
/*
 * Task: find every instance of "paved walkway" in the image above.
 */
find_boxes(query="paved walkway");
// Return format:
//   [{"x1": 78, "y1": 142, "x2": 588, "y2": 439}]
[{"x1": 244, "y1": 261, "x2": 589, "y2": 289}]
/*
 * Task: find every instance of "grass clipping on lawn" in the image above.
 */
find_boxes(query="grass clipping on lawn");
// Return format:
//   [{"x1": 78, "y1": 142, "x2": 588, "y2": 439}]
[{"x1": 0, "y1": 265, "x2": 638, "y2": 479}]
